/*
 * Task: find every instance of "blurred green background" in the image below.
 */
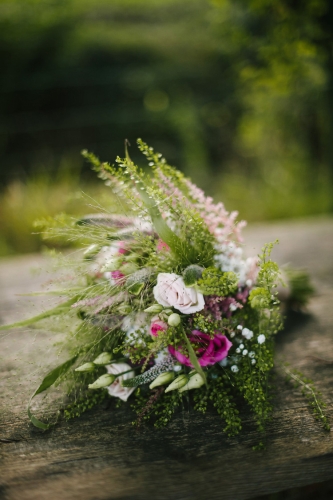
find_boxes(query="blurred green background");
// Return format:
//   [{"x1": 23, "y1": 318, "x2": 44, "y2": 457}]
[{"x1": 0, "y1": 0, "x2": 332, "y2": 256}]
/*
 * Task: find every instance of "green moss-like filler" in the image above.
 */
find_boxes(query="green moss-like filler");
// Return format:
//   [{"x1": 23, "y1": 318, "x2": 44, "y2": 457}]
[{"x1": 183, "y1": 264, "x2": 204, "y2": 286}]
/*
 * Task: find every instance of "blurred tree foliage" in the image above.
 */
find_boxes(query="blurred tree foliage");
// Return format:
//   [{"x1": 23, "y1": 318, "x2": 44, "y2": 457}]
[{"x1": 0, "y1": 0, "x2": 332, "y2": 220}]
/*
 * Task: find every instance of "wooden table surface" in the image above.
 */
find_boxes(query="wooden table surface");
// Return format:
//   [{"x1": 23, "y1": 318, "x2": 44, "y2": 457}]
[{"x1": 1, "y1": 216, "x2": 333, "y2": 500}]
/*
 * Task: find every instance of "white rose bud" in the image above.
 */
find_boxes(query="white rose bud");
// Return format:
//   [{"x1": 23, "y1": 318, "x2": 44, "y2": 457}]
[
  {"x1": 93, "y1": 352, "x2": 113, "y2": 365},
  {"x1": 168, "y1": 313, "x2": 181, "y2": 327},
  {"x1": 149, "y1": 371, "x2": 175, "y2": 389},
  {"x1": 242, "y1": 328, "x2": 253, "y2": 340},
  {"x1": 75, "y1": 362, "x2": 96, "y2": 372},
  {"x1": 88, "y1": 373, "x2": 115, "y2": 389},
  {"x1": 144, "y1": 304, "x2": 164, "y2": 314},
  {"x1": 179, "y1": 373, "x2": 205, "y2": 393},
  {"x1": 165, "y1": 374, "x2": 188, "y2": 393}
]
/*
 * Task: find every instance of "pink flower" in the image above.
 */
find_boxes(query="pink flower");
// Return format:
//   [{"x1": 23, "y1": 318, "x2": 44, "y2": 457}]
[
  {"x1": 168, "y1": 330, "x2": 232, "y2": 367},
  {"x1": 157, "y1": 239, "x2": 170, "y2": 252},
  {"x1": 105, "y1": 362, "x2": 135, "y2": 401},
  {"x1": 114, "y1": 240, "x2": 129, "y2": 255},
  {"x1": 111, "y1": 270, "x2": 125, "y2": 281},
  {"x1": 150, "y1": 316, "x2": 168, "y2": 337},
  {"x1": 153, "y1": 273, "x2": 205, "y2": 314},
  {"x1": 105, "y1": 270, "x2": 125, "y2": 286}
]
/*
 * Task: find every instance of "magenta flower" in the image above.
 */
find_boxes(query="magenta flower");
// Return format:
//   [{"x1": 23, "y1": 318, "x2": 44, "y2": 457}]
[
  {"x1": 106, "y1": 270, "x2": 125, "y2": 285},
  {"x1": 116, "y1": 240, "x2": 128, "y2": 255},
  {"x1": 168, "y1": 330, "x2": 232, "y2": 367}
]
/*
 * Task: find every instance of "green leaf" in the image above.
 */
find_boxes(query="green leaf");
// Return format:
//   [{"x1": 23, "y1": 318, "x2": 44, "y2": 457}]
[
  {"x1": 182, "y1": 331, "x2": 206, "y2": 385},
  {"x1": 127, "y1": 282, "x2": 145, "y2": 295},
  {"x1": 137, "y1": 182, "x2": 184, "y2": 258},
  {"x1": 0, "y1": 296, "x2": 80, "y2": 331},
  {"x1": 28, "y1": 355, "x2": 78, "y2": 430}
]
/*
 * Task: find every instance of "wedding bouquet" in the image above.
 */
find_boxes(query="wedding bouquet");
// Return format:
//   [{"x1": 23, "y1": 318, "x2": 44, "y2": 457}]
[{"x1": 1, "y1": 139, "x2": 319, "y2": 436}]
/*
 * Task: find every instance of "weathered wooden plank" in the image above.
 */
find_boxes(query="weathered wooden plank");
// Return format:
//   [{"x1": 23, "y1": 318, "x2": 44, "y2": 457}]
[{"x1": 0, "y1": 217, "x2": 333, "y2": 500}]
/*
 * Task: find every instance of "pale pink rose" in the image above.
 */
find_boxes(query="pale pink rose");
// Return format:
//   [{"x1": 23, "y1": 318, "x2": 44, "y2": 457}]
[
  {"x1": 150, "y1": 316, "x2": 168, "y2": 337},
  {"x1": 106, "y1": 362, "x2": 135, "y2": 402},
  {"x1": 153, "y1": 273, "x2": 205, "y2": 314}
]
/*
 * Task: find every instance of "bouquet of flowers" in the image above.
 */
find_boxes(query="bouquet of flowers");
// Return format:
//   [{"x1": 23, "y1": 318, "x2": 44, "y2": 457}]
[{"x1": 1, "y1": 139, "x2": 319, "y2": 436}]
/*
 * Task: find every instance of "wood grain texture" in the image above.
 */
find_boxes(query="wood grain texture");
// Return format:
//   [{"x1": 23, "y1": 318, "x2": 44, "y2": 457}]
[{"x1": 0, "y1": 217, "x2": 333, "y2": 500}]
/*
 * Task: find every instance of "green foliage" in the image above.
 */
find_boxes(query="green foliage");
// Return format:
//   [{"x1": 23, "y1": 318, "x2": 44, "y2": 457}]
[
  {"x1": 249, "y1": 287, "x2": 271, "y2": 309},
  {"x1": 198, "y1": 267, "x2": 238, "y2": 296},
  {"x1": 64, "y1": 389, "x2": 108, "y2": 420},
  {"x1": 131, "y1": 387, "x2": 182, "y2": 428},
  {"x1": 249, "y1": 241, "x2": 281, "y2": 309},
  {"x1": 208, "y1": 377, "x2": 242, "y2": 436},
  {"x1": 234, "y1": 355, "x2": 274, "y2": 433},
  {"x1": 83, "y1": 140, "x2": 216, "y2": 268}
]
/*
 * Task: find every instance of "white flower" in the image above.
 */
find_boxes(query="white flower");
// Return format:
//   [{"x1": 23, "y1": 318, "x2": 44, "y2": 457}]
[
  {"x1": 214, "y1": 242, "x2": 259, "y2": 286},
  {"x1": 153, "y1": 273, "x2": 205, "y2": 314},
  {"x1": 248, "y1": 351, "x2": 255, "y2": 358},
  {"x1": 251, "y1": 359, "x2": 256, "y2": 365},
  {"x1": 219, "y1": 357, "x2": 228, "y2": 367},
  {"x1": 242, "y1": 349, "x2": 248, "y2": 356},
  {"x1": 106, "y1": 362, "x2": 135, "y2": 402},
  {"x1": 239, "y1": 343, "x2": 244, "y2": 349},
  {"x1": 231, "y1": 365, "x2": 239, "y2": 373},
  {"x1": 237, "y1": 324, "x2": 243, "y2": 330},
  {"x1": 242, "y1": 328, "x2": 254, "y2": 340},
  {"x1": 154, "y1": 349, "x2": 169, "y2": 365},
  {"x1": 257, "y1": 334, "x2": 266, "y2": 344},
  {"x1": 122, "y1": 312, "x2": 149, "y2": 342}
]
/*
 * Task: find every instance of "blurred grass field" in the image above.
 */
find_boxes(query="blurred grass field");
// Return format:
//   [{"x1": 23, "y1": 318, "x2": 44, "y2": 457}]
[{"x1": 0, "y1": 0, "x2": 332, "y2": 256}]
